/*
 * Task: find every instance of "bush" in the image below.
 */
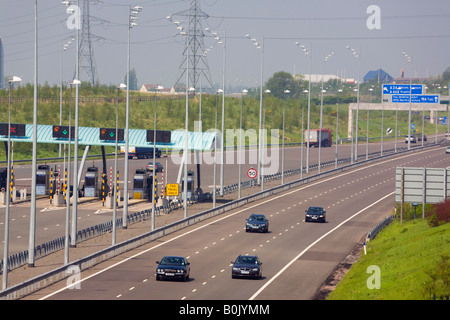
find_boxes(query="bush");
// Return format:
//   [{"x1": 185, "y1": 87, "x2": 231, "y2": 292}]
[{"x1": 426, "y1": 199, "x2": 450, "y2": 227}]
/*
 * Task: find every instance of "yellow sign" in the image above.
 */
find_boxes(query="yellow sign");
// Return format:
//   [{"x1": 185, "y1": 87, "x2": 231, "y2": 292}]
[{"x1": 166, "y1": 184, "x2": 179, "y2": 196}]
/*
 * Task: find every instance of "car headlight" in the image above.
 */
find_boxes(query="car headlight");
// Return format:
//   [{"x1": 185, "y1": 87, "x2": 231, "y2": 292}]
[
  {"x1": 232, "y1": 267, "x2": 239, "y2": 271},
  {"x1": 251, "y1": 268, "x2": 259, "y2": 271}
]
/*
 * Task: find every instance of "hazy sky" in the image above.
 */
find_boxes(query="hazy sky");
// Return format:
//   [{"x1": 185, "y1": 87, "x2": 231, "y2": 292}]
[{"x1": 1, "y1": 0, "x2": 449, "y2": 89}]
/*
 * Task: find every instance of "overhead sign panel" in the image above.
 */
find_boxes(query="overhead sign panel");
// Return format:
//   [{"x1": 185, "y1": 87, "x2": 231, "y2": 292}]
[
  {"x1": 52, "y1": 125, "x2": 75, "y2": 139},
  {"x1": 0, "y1": 123, "x2": 26, "y2": 137},
  {"x1": 383, "y1": 94, "x2": 440, "y2": 104},
  {"x1": 100, "y1": 128, "x2": 124, "y2": 141}
]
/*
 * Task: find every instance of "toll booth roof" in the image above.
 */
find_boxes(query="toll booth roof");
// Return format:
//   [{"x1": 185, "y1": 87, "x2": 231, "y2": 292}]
[{"x1": 0, "y1": 125, "x2": 220, "y2": 151}]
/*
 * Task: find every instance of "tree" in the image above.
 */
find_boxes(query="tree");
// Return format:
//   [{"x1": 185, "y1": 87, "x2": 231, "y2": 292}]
[
  {"x1": 265, "y1": 71, "x2": 306, "y2": 99},
  {"x1": 442, "y1": 67, "x2": 450, "y2": 83},
  {"x1": 124, "y1": 68, "x2": 138, "y2": 90}
]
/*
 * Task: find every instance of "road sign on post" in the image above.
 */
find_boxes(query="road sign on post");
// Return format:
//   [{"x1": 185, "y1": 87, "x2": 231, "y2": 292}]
[{"x1": 247, "y1": 168, "x2": 257, "y2": 179}]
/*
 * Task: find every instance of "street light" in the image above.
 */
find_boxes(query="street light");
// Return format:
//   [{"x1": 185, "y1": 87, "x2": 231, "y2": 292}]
[
  {"x1": 123, "y1": 5, "x2": 142, "y2": 229},
  {"x1": 64, "y1": 78, "x2": 80, "y2": 264},
  {"x1": 112, "y1": 83, "x2": 126, "y2": 245},
  {"x1": 247, "y1": 34, "x2": 264, "y2": 186},
  {"x1": 319, "y1": 52, "x2": 334, "y2": 173},
  {"x1": 238, "y1": 89, "x2": 248, "y2": 199},
  {"x1": 367, "y1": 87, "x2": 373, "y2": 160},
  {"x1": 402, "y1": 51, "x2": 413, "y2": 150},
  {"x1": 213, "y1": 89, "x2": 223, "y2": 208},
  {"x1": 2, "y1": 75, "x2": 22, "y2": 290},
  {"x1": 261, "y1": 89, "x2": 270, "y2": 191},
  {"x1": 346, "y1": 45, "x2": 361, "y2": 161},
  {"x1": 295, "y1": 42, "x2": 312, "y2": 173},
  {"x1": 152, "y1": 85, "x2": 163, "y2": 230},
  {"x1": 282, "y1": 89, "x2": 290, "y2": 185}
]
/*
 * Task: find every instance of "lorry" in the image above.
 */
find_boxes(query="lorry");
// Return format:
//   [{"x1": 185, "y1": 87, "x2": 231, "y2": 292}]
[
  {"x1": 304, "y1": 129, "x2": 332, "y2": 147},
  {"x1": 120, "y1": 147, "x2": 161, "y2": 159}
]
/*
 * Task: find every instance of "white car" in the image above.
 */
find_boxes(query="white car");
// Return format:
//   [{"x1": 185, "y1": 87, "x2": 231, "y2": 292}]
[{"x1": 405, "y1": 135, "x2": 416, "y2": 143}]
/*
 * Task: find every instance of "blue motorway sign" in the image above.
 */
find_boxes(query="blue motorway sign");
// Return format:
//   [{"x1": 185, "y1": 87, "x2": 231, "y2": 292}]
[
  {"x1": 391, "y1": 94, "x2": 440, "y2": 104},
  {"x1": 382, "y1": 84, "x2": 423, "y2": 95}
]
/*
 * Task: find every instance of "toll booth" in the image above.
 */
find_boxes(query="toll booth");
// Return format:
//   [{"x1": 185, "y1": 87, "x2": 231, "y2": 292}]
[
  {"x1": 84, "y1": 167, "x2": 99, "y2": 197},
  {"x1": 0, "y1": 168, "x2": 6, "y2": 191},
  {"x1": 133, "y1": 169, "x2": 157, "y2": 200},
  {"x1": 181, "y1": 170, "x2": 195, "y2": 201},
  {"x1": 36, "y1": 165, "x2": 50, "y2": 195}
]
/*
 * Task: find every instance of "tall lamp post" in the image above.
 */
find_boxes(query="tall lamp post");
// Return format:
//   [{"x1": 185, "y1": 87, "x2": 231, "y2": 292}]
[
  {"x1": 123, "y1": 5, "x2": 142, "y2": 229},
  {"x1": 238, "y1": 89, "x2": 248, "y2": 199},
  {"x1": 64, "y1": 79, "x2": 80, "y2": 265},
  {"x1": 402, "y1": 51, "x2": 413, "y2": 150},
  {"x1": 246, "y1": 34, "x2": 264, "y2": 186},
  {"x1": 346, "y1": 46, "x2": 361, "y2": 161},
  {"x1": 281, "y1": 89, "x2": 290, "y2": 185},
  {"x1": 152, "y1": 85, "x2": 163, "y2": 230},
  {"x1": 261, "y1": 89, "x2": 270, "y2": 191},
  {"x1": 2, "y1": 76, "x2": 22, "y2": 290},
  {"x1": 296, "y1": 42, "x2": 312, "y2": 173},
  {"x1": 112, "y1": 83, "x2": 126, "y2": 245},
  {"x1": 319, "y1": 52, "x2": 334, "y2": 174}
]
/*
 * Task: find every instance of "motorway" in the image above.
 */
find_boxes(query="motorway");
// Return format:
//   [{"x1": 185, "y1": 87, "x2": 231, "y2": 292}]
[
  {"x1": 22, "y1": 142, "x2": 448, "y2": 300},
  {"x1": 0, "y1": 139, "x2": 402, "y2": 257}
]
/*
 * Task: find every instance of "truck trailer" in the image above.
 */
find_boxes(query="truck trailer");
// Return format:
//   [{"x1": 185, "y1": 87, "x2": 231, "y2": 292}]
[
  {"x1": 305, "y1": 129, "x2": 332, "y2": 147},
  {"x1": 120, "y1": 147, "x2": 161, "y2": 159}
]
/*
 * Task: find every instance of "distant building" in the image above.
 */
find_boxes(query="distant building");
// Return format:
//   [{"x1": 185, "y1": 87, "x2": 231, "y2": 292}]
[
  {"x1": 139, "y1": 83, "x2": 175, "y2": 94},
  {"x1": 0, "y1": 38, "x2": 4, "y2": 89},
  {"x1": 296, "y1": 74, "x2": 355, "y2": 84},
  {"x1": 363, "y1": 68, "x2": 393, "y2": 83}
]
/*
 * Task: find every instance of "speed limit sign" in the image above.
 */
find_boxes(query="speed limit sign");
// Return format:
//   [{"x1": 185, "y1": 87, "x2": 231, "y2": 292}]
[{"x1": 247, "y1": 167, "x2": 257, "y2": 179}]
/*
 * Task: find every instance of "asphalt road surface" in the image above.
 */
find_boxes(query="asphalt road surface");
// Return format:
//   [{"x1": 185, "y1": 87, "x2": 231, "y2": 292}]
[
  {"x1": 29, "y1": 144, "x2": 449, "y2": 300},
  {"x1": 0, "y1": 138, "x2": 435, "y2": 258}
]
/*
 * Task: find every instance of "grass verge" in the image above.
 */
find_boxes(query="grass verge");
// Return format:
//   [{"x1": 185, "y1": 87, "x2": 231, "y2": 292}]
[{"x1": 327, "y1": 218, "x2": 450, "y2": 300}]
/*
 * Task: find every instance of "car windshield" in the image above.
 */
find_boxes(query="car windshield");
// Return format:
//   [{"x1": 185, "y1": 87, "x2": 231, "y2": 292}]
[
  {"x1": 235, "y1": 256, "x2": 258, "y2": 265},
  {"x1": 308, "y1": 207, "x2": 323, "y2": 213},
  {"x1": 160, "y1": 257, "x2": 185, "y2": 266},
  {"x1": 249, "y1": 215, "x2": 265, "y2": 221}
]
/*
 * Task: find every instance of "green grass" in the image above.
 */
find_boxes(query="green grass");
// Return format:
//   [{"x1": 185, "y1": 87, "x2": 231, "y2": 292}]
[
  {"x1": 327, "y1": 219, "x2": 450, "y2": 300},
  {"x1": 1, "y1": 85, "x2": 448, "y2": 161}
]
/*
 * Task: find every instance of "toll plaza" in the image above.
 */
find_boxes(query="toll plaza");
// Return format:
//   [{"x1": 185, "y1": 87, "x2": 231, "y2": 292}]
[{"x1": 0, "y1": 124, "x2": 220, "y2": 206}]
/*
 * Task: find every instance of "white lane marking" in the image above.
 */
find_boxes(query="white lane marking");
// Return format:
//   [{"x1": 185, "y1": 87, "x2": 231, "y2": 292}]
[
  {"x1": 249, "y1": 191, "x2": 395, "y2": 300},
  {"x1": 39, "y1": 149, "x2": 430, "y2": 300}
]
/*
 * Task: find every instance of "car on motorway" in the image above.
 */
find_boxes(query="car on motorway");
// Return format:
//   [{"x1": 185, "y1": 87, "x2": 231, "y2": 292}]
[
  {"x1": 405, "y1": 135, "x2": 416, "y2": 143},
  {"x1": 155, "y1": 256, "x2": 190, "y2": 281},
  {"x1": 446, "y1": 146, "x2": 450, "y2": 154},
  {"x1": 146, "y1": 161, "x2": 164, "y2": 173},
  {"x1": 305, "y1": 206, "x2": 327, "y2": 223},
  {"x1": 231, "y1": 255, "x2": 263, "y2": 279},
  {"x1": 245, "y1": 214, "x2": 269, "y2": 233},
  {"x1": 417, "y1": 133, "x2": 427, "y2": 142}
]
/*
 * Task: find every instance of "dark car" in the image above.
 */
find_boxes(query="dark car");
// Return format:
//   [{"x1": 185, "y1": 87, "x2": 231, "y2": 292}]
[
  {"x1": 155, "y1": 256, "x2": 190, "y2": 281},
  {"x1": 146, "y1": 161, "x2": 164, "y2": 173},
  {"x1": 417, "y1": 133, "x2": 427, "y2": 142},
  {"x1": 231, "y1": 255, "x2": 263, "y2": 279},
  {"x1": 305, "y1": 206, "x2": 327, "y2": 223},
  {"x1": 245, "y1": 214, "x2": 269, "y2": 233}
]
